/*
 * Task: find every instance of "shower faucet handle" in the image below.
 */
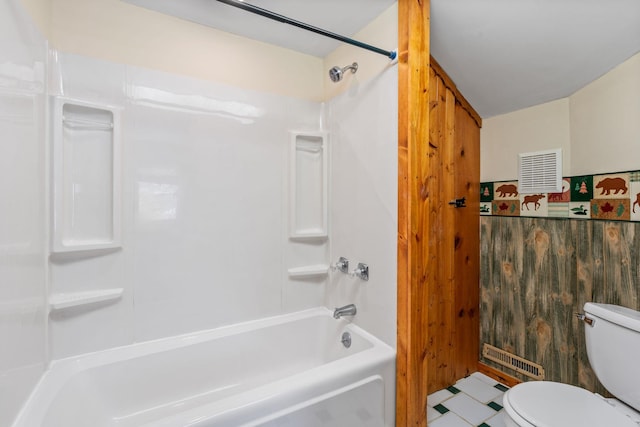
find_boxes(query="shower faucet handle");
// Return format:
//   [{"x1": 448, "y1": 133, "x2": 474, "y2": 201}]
[
  {"x1": 331, "y1": 257, "x2": 349, "y2": 274},
  {"x1": 350, "y1": 263, "x2": 369, "y2": 281}
]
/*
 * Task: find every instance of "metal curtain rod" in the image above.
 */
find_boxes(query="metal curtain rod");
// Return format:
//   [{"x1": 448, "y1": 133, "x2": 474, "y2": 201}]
[{"x1": 216, "y1": 0, "x2": 397, "y2": 60}]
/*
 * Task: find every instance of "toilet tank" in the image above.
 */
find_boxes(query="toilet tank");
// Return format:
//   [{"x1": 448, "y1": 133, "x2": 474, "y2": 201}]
[{"x1": 584, "y1": 302, "x2": 640, "y2": 411}]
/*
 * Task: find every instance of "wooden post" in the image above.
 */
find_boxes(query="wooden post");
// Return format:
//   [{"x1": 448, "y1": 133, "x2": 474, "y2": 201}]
[
  {"x1": 397, "y1": 0, "x2": 431, "y2": 425},
  {"x1": 398, "y1": 2, "x2": 481, "y2": 424}
]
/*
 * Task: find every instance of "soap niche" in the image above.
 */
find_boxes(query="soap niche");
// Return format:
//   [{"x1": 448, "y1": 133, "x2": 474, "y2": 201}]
[
  {"x1": 51, "y1": 98, "x2": 121, "y2": 253},
  {"x1": 289, "y1": 131, "x2": 328, "y2": 239},
  {"x1": 287, "y1": 131, "x2": 330, "y2": 280}
]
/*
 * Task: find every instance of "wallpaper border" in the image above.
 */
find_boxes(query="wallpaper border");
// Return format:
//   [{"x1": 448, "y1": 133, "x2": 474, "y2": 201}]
[{"x1": 481, "y1": 170, "x2": 640, "y2": 221}]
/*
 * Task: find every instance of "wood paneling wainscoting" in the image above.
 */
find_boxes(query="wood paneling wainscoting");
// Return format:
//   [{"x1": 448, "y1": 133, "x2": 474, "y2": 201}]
[
  {"x1": 397, "y1": 0, "x2": 482, "y2": 422},
  {"x1": 480, "y1": 216, "x2": 640, "y2": 394}
]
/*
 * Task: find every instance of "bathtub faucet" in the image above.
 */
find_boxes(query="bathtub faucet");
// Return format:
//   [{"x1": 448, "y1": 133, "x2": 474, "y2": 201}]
[{"x1": 333, "y1": 304, "x2": 357, "y2": 319}]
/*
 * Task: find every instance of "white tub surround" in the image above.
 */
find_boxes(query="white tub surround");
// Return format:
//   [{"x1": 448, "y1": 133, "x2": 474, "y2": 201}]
[
  {"x1": 13, "y1": 308, "x2": 395, "y2": 427},
  {"x1": 0, "y1": 1, "x2": 48, "y2": 425},
  {"x1": 4, "y1": 2, "x2": 399, "y2": 425},
  {"x1": 46, "y1": 52, "x2": 324, "y2": 358},
  {"x1": 326, "y1": 65, "x2": 398, "y2": 348}
]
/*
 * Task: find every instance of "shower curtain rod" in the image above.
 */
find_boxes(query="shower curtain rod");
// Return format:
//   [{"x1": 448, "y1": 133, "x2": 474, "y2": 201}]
[{"x1": 216, "y1": 0, "x2": 397, "y2": 60}]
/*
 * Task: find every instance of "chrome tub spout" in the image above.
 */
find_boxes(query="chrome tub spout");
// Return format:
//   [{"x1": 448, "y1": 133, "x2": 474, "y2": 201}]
[{"x1": 333, "y1": 304, "x2": 357, "y2": 319}]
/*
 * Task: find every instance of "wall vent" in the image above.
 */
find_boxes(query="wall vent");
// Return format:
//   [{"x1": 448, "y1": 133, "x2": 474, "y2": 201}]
[
  {"x1": 482, "y1": 343, "x2": 545, "y2": 380},
  {"x1": 518, "y1": 148, "x2": 562, "y2": 193}
]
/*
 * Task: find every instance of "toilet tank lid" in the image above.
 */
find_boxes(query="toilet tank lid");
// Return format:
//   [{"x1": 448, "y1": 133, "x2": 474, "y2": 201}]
[{"x1": 584, "y1": 303, "x2": 640, "y2": 333}]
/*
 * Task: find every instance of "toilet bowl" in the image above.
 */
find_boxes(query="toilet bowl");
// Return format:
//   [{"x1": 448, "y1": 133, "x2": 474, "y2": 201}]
[{"x1": 502, "y1": 302, "x2": 640, "y2": 427}]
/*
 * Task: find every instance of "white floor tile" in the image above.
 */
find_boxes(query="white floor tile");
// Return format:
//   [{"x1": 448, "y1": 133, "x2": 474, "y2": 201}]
[
  {"x1": 428, "y1": 388, "x2": 454, "y2": 406},
  {"x1": 429, "y1": 412, "x2": 473, "y2": 427},
  {"x1": 427, "y1": 405, "x2": 443, "y2": 422},
  {"x1": 427, "y1": 373, "x2": 510, "y2": 427},
  {"x1": 455, "y1": 375, "x2": 503, "y2": 403},
  {"x1": 470, "y1": 372, "x2": 499, "y2": 386},
  {"x1": 485, "y1": 411, "x2": 507, "y2": 427},
  {"x1": 443, "y1": 393, "x2": 496, "y2": 425},
  {"x1": 492, "y1": 394, "x2": 504, "y2": 406}
]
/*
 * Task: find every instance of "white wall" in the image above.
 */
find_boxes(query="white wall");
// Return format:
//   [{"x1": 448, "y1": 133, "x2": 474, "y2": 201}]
[
  {"x1": 323, "y1": 3, "x2": 398, "y2": 100},
  {"x1": 43, "y1": 0, "x2": 399, "y2": 357},
  {"x1": 570, "y1": 52, "x2": 640, "y2": 175},
  {"x1": 481, "y1": 98, "x2": 570, "y2": 182},
  {"x1": 5, "y1": 2, "x2": 399, "y2": 421},
  {"x1": 327, "y1": 69, "x2": 398, "y2": 347},
  {"x1": 34, "y1": 0, "x2": 331, "y2": 357},
  {"x1": 325, "y1": 5, "x2": 398, "y2": 348},
  {"x1": 0, "y1": 1, "x2": 47, "y2": 425},
  {"x1": 1, "y1": 2, "x2": 399, "y2": 422},
  {"x1": 481, "y1": 52, "x2": 640, "y2": 181},
  {"x1": 48, "y1": 0, "x2": 324, "y2": 102},
  {"x1": 48, "y1": 52, "x2": 323, "y2": 357},
  {"x1": 20, "y1": 0, "x2": 51, "y2": 38}
]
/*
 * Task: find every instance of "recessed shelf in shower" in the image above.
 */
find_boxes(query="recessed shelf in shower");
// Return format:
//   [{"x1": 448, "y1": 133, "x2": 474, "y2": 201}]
[
  {"x1": 289, "y1": 131, "x2": 328, "y2": 239},
  {"x1": 51, "y1": 97, "x2": 122, "y2": 253}
]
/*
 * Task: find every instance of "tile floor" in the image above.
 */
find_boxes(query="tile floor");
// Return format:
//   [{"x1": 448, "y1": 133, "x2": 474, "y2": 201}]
[{"x1": 427, "y1": 372, "x2": 509, "y2": 427}]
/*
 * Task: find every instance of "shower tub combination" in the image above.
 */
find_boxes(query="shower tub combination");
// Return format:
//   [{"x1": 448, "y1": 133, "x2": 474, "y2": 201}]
[{"x1": 12, "y1": 308, "x2": 395, "y2": 427}]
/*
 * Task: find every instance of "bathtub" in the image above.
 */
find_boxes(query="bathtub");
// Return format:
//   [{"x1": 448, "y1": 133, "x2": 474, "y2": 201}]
[{"x1": 12, "y1": 308, "x2": 396, "y2": 427}]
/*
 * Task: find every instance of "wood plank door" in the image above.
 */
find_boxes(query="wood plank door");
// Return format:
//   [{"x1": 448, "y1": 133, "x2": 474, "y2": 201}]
[{"x1": 451, "y1": 94, "x2": 481, "y2": 381}]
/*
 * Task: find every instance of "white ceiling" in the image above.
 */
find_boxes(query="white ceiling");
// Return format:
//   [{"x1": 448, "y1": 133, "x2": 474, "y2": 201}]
[
  {"x1": 124, "y1": 0, "x2": 395, "y2": 57},
  {"x1": 432, "y1": 0, "x2": 640, "y2": 118},
  {"x1": 125, "y1": 0, "x2": 640, "y2": 118}
]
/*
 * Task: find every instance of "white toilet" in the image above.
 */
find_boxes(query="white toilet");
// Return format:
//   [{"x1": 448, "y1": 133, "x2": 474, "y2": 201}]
[{"x1": 503, "y1": 302, "x2": 640, "y2": 427}]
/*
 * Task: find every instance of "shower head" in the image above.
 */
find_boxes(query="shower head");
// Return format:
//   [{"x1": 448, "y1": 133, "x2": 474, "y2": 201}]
[{"x1": 328, "y1": 62, "x2": 358, "y2": 83}]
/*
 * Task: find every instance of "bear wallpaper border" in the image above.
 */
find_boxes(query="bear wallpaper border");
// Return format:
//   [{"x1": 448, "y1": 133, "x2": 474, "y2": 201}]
[{"x1": 481, "y1": 169, "x2": 640, "y2": 222}]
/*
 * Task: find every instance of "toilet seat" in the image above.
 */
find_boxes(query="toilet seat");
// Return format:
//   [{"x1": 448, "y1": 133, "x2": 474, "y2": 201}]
[{"x1": 503, "y1": 381, "x2": 638, "y2": 427}]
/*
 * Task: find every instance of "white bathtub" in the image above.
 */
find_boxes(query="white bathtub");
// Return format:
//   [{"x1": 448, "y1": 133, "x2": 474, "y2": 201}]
[{"x1": 12, "y1": 308, "x2": 396, "y2": 427}]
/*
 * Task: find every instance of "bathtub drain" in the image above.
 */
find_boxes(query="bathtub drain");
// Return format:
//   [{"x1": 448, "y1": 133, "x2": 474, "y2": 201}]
[{"x1": 341, "y1": 332, "x2": 352, "y2": 348}]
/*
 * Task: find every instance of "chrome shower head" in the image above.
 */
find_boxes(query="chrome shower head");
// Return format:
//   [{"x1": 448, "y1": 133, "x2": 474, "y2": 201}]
[{"x1": 328, "y1": 62, "x2": 358, "y2": 82}]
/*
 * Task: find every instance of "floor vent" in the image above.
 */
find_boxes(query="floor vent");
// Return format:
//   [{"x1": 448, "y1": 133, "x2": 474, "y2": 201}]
[{"x1": 482, "y1": 344, "x2": 545, "y2": 380}]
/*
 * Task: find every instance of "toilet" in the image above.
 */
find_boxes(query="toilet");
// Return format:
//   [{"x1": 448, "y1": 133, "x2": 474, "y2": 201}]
[{"x1": 503, "y1": 302, "x2": 640, "y2": 427}]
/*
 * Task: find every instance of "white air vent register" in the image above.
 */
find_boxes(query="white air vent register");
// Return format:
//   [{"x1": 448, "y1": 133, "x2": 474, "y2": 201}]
[{"x1": 518, "y1": 149, "x2": 562, "y2": 194}]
